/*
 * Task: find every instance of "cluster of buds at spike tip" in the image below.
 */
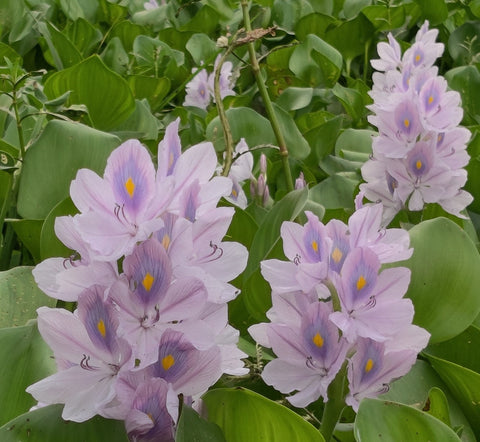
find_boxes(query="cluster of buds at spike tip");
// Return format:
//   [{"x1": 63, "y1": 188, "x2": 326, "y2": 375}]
[
  {"x1": 250, "y1": 154, "x2": 271, "y2": 208},
  {"x1": 249, "y1": 201, "x2": 430, "y2": 411},
  {"x1": 360, "y1": 21, "x2": 472, "y2": 224},
  {"x1": 28, "y1": 119, "x2": 249, "y2": 441}
]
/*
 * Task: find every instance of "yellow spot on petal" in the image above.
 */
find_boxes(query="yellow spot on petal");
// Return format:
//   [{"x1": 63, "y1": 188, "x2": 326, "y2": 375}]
[
  {"x1": 415, "y1": 54, "x2": 421, "y2": 63},
  {"x1": 332, "y1": 247, "x2": 343, "y2": 264},
  {"x1": 97, "y1": 319, "x2": 106, "y2": 338},
  {"x1": 162, "y1": 354, "x2": 175, "y2": 371},
  {"x1": 428, "y1": 96, "x2": 434, "y2": 104},
  {"x1": 162, "y1": 234, "x2": 171, "y2": 250},
  {"x1": 404, "y1": 118, "x2": 410, "y2": 129},
  {"x1": 356, "y1": 275, "x2": 367, "y2": 291},
  {"x1": 142, "y1": 272, "x2": 155, "y2": 292},
  {"x1": 312, "y1": 332, "x2": 324, "y2": 348},
  {"x1": 231, "y1": 188, "x2": 238, "y2": 198},
  {"x1": 125, "y1": 177, "x2": 135, "y2": 198},
  {"x1": 147, "y1": 412, "x2": 154, "y2": 423},
  {"x1": 311, "y1": 240, "x2": 319, "y2": 253},
  {"x1": 365, "y1": 358, "x2": 374, "y2": 373},
  {"x1": 168, "y1": 152, "x2": 174, "y2": 168},
  {"x1": 416, "y1": 160, "x2": 422, "y2": 170}
]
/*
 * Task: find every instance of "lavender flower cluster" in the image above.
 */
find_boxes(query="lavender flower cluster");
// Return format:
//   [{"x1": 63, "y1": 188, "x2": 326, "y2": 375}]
[
  {"x1": 361, "y1": 21, "x2": 472, "y2": 223},
  {"x1": 27, "y1": 119, "x2": 249, "y2": 441},
  {"x1": 249, "y1": 201, "x2": 430, "y2": 411}
]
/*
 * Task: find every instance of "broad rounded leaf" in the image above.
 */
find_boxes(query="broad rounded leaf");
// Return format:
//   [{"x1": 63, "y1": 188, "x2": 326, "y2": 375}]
[
  {"x1": 355, "y1": 398, "x2": 461, "y2": 441},
  {"x1": 17, "y1": 120, "x2": 120, "y2": 219},
  {"x1": 176, "y1": 406, "x2": 226, "y2": 442},
  {"x1": 202, "y1": 388, "x2": 325, "y2": 442},
  {"x1": 44, "y1": 55, "x2": 135, "y2": 130},
  {"x1": 0, "y1": 321, "x2": 55, "y2": 425},
  {"x1": 0, "y1": 404, "x2": 128, "y2": 441},
  {"x1": 0, "y1": 267, "x2": 55, "y2": 328},
  {"x1": 405, "y1": 217, "x2": 480, "y2": 343},
  {"x1": 424, "y1": 353, "x2": 480, "y2": 437}
]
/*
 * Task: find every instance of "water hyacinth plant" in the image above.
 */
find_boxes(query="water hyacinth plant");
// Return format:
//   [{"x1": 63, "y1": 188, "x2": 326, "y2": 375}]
[{"x1": 1, "y1": 1, "x2": 480, "y2": 442}]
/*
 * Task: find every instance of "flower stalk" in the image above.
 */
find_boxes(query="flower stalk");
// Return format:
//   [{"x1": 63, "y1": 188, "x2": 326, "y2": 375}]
[{"x1": 239, "y1": 0, "x2": 294, "y2": 192}]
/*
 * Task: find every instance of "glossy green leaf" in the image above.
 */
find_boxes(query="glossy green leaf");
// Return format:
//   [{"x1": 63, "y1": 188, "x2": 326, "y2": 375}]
[
  {"x1": 101, "y1": 37, "x2": 129, "y2": 75},
  {"x1": 242, "y1": 267, "x2": 273, "y2": 322},
  {"x1": 425, "y1": 387, "x2": 451, "y2": 427},
  {"x1": 294, "y1": 13, "x2": 334, "y2": 41},
  {"x1": 179, "y1": 6, "x2": 220, "y2": 34},
  {"x1": 10, "y1": 219, "x2": 43, "y2": 262},
  {"x1": 447, "y1": 22, "x2": 480, "y2": 66},
  {"x1": 203, "y1": 388, "x2": 325, "y2": 442},
  {"x1": 355, "y1": 398, "x2": 461, "y2": 441},
  {"x1": 38, "y1": 21, "x2": 82, "y2": 70},
  {"x1": 445, "y1": 66, "x2": 480, "y2": 125},
  {"x1": 65, "y1": 17, "x2": 102, "y2": 57},
  {"x1": 0, "y1": 149, "x2": 16, "y2": 171},
  {"x1": 186, "y1": 33, "x2": 218, "y2": 66},
  {"x1": 243, "y1": 187, "x2": 309, "y2": 282},
  {"x1": 342, "y1": 0, "x2": 371, "y2": 19},
  {"x1": 301, "y1": 113, "x2": 343, "y2": 162},
  {"x1": 425, "y1": 353, "x2": 480, "y2": 437},
  {"x1": 405, "y1": 217, "x2": 480, "y2": 343},
  {"x1": 332, "y1": 83, "x2": 364, "y2": 122},
  {"x1": 0, "y1": 42, "x2": 22, "y2": 64},
  {"x1": 362, "y1": 5, "x2": 406, "y2": 31},
  {"x1": 324, "y1": 14, "x2": 374, "y2": 62},
  {"x1": 40, "y1": 197, "x2": 77, "y2": 260},
  {"x1": 272, "y1": 103, "x2": 310, "y2": 159},
  {"x1": 334, "y1": 128, "x2": 374, "y2": 163},
  {"x1": 309, "y1": 174, "x2": 358, "y2": 209},
  {"x1": 289, "y1": 34, "x2": 342, "y2": 87},
  {"x1": 0, "y1": 321, "x2": 55, "y2": 425},
  {"x1": 44, "y1": 55, "x2": 135, "y2": 130},
  {"x1": 127, "y1": 75, "x2": 171, "y2": 111},
  {"x1": 206, "y1": 107, "x2": 276, "y2": 153},
  {"x1": 17, "y1": 120, "x2": 120, "y2": 219},
  {"x1": 272, "y1": 0, "x2": 314, "y2": 33},
  {"x1": 176, "y1": 406, "x2": 226, "y2": 442},
  {"x1": 110, "y1": 20, "x2": 148, "y2": 52},
  {"x1": 414, "y1": 0, "x2": 448, "y2": 25},
  {"x1": 0, "y1": 267, "x2": 55, "y2": 328},
  {"x1": 112, "y1": 99, "x2": 158, "y2": 141},
  {"x1": 0, "y1": 404, "x2": 128, "y2": 441}
]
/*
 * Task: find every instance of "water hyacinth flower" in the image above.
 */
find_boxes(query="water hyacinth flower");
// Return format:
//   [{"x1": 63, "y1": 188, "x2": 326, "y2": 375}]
[
  {"x1": 361, "y1": 20, "x2": 472, "y2": 221},
  {"x1": 29, "y1": 125, "x2": 248, "y2": 439},
  {"x1": 183, "y1": 55, "x2": 236, "y2": 110},
  {"x1": 250, "y1": 202, "x2": 429, "y2": 410}
]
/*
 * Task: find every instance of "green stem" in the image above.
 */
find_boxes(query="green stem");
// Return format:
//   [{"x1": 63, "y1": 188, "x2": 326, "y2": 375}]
[
  {"x1": 12, "y1": 86, "x2": 26, "y2": 160},
  {"x1": 319, "y1": 361, "x2": 348, "y2": 442},
  {"x1": 215, "y1": 47, "x2": 236, "y2": 177},
  {"x1": 324, "y1": 278, "x2": 341, "y2": 313},
  {"x1": 240, "y1": 0, "x2": 294, "y2": 192}
]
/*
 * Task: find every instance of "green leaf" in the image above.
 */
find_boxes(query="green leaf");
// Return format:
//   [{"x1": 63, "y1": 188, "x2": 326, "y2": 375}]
[
  {"x1": 272, "y1": 0, "x2": 314, "y2": 33},
  {"x1": 206, "y1": 107, "x2": 276, "y2": 153},
  {"x1": 65, "y1": 17, "x2": 103, "y2": 57},
  {"x1": 424, "y1": 353, "x2": 480, "y2": 437},
  {"x1": 0, "y1": 404, "x2": 128, "y2": 441},
  {"x1": 44, "y1": 55, "x2": 135, "y2": 130},
  {"x1": 381, "y1": 360, "x2": 476, "y2": 441},
  {"x1": 448, "y1": 22, "x2": 480, "y2": 66},
  {"x1": 38, "y1": 21, "x2": 82, "y2": 70},
  {"x1": 101, "y1": 37, "x2": 129, "y2": 75},
  {"x1": 110, "y1": 20, "x2": 149, "y2": 52},
  {"x1": 0, "y1": 149, "x2": 16, "y2": 171},
  {"x1": 405, "y1": 217, "x2": 480, "y2": 343},
  {"x1": 17, "y1": 120, "x2": 120, "y2": 219},
  {"x1": 355, "y1": 398, "x2": 461, "y2": 441},
  {"x1": 294, "y1": 13, "x2": 334, "y2": 41},
  {"x1": 324, "y1": 14, "x2": 374, "y2": 62},
  {"x1": 40, "y1": 197, "x2": 78, "y2": 260},
  {"x1": 186, "y1": 33, "x2": 218, "y2": 66},
  {"x1": 0, "y1": 42, "x2": 22, "y2": 64},
  {"x1": 111, "y1": 99, "x2": 158, "y2": 141},
  {"x1": 290, "y1": 34, "x2": 342, "y2": 87},
  {"x1": 342, "y1": 0, "x2": 371, "y2": 19},
  {"x1": 445, "y1": 65, "x2": 480, "y2": 126},
  {"x1": 176, "y1": 406, "x2": 226, "y2": 442},
  {"x1": 424, "y1": 387, "x2": 451, "y2": 427},
  {"x1": 309, "y1": 174, "x2": 358, "y2": 209},
  {"x1": 243, "y1": 187, "x2": 309, "y2": 282},
  {"x1": 272, "y1": 103, "x2": 310, "y2": 159},
  {"x1": 202, "y1": 388, "x2": 325, "y2": 442},
  {"x1": 127, "y1": 75, "x2": 171, "y2": 111},
  {"x1": 362, "y1": 5, "x2": 406, "y2": 31},
  {"x1": 0, "y1": 267, "x2": 56, "y2": 328},
  {"x1": 414, "y1": 0, "x2": 448, "y2": 25},
  {"x1": 302, "y1": 113, "x2": 343, "y2": 162},
  {"x1": 0, "y1": 321, "x2": 56, "y2": 425},
  {"x1": 334, "y1": 128, "x2": 374, "y2": 162},
  {"x1": 10, "y1": 219, "x2": 43, "y2": 262},
  {"x1": 332, "y1": 83, "x2": 364, "y2": 122}
]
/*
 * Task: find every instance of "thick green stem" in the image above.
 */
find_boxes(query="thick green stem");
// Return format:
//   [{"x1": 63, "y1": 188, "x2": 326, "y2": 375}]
[
  {"x1": 324, "y1": 278, "x2": 341, "y2": 313},
  {"x1": 240, "y1": 0, "x2": 294, "y2": 192},
  {"x1": 319, "y1": 361, "x2": 348, "y2": 442}
]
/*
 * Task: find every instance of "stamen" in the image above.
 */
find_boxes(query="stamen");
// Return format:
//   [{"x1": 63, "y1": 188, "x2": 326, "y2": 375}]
[
  {"x1": 293, "y1": 254, "x2": 301, "y2": 265},
  {"x1": 80, "y1": 354, "x2": 96, "y2": 371}
]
